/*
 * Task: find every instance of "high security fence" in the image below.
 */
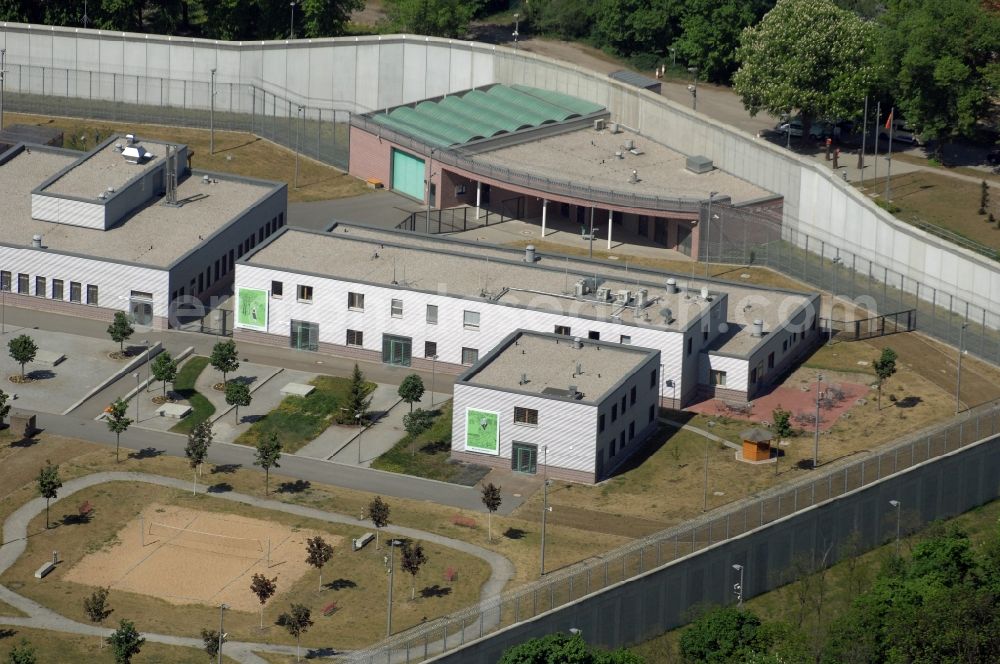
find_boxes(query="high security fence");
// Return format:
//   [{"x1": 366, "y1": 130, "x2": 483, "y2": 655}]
[
  {"x1": 344, "y1": 401, "x2": 1000, "y2": 663},
  {"x1": 0, "y1": 64, "x2": 351, "y2": 169}
]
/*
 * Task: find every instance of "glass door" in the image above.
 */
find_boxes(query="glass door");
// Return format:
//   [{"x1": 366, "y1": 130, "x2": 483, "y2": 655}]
[
  {"x1": 511, "y1": 442, "x2": 538, "y2": 474},
  {"x1": 381, "y1": 334, "x2": 412, "y2": 367},
  {"x1": 290, "y1": 320, "x2": 319, "y2": 351}
]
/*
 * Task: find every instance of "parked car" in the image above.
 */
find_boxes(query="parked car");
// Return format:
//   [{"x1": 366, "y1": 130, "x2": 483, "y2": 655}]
[
  {"x1": 777, "y1": 119, "x2": 835, "y2": 140},
  {"x1": 777, "y1": 120, "x2": 803, "y2": 137}
]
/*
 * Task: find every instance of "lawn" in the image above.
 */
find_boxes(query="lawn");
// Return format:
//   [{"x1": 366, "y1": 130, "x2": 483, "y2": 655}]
[
  {"x1": 5, "y1": 482, "x2": 492, "y2": 651},
  {"x1": 0, "y1": 626, "x2": 241, "y2": 664},
  {"x1": 371, "y1": 401, "x2": 490, "y2": 485},
  {"x1": 5, "y1": 112, "x2": 370, "y2": 203},
  {"x1": 168, "y1": 356, "x2": 215, "y2": 435},
  {"x1": 234, "y1": 376, "x2": 372, "y2": 453}
]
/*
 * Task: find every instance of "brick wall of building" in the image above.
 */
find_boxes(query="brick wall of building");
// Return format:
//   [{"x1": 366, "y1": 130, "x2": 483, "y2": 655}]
[{"x1": 450, "y1": 450, "x2": 596, "y2": 484}]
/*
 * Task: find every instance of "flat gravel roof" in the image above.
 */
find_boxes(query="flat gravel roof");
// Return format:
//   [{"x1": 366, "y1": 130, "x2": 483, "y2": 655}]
[
  {"x1": 465, "y1": 331, "x2": 655, "y2": 402},
  {"x1": 1, "y1": 148, "x2": 276, "y2": 268},
  {"x1": 41, "y1": 139, "x2": 168, "y2": 200}
]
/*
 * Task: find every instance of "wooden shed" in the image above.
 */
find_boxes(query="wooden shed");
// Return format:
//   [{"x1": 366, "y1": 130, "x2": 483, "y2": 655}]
[{"x1": 741, "y1": 427, "x2": 773, "y2": 462}]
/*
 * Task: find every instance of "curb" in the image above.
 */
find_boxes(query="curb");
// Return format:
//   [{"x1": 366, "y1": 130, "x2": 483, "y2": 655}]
[{"x1": 66, "y1": 341, "x2": 163, "y2": 416}]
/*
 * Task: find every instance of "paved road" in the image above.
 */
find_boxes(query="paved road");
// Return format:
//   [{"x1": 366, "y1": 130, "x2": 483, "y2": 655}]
[{"x1": 0, "y1": 472, "x2": 513, "y2": 662}]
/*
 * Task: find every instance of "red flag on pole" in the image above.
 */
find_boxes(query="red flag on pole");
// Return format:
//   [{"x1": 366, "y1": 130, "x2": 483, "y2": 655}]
[{"x1": 884, "y1": 109, "x2": 893, "y2": 130}]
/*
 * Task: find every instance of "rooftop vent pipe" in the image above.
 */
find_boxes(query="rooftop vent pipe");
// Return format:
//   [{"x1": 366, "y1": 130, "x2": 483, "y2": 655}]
[
  {"x1": 666, "y1": 278, "x2": 678, "y2": 294},
  {"x1": 572, "y1": 337, "x2": 583, "y2": 350},
  {"x1": 31, "y1": 234, "x2": 42, "y2": 249},
  {"x1": 524, "y1": 245, "x2": 536, "y2": 263},
  {"x1": 751, "y1": 319, "x2": 764, "y2": 338}
]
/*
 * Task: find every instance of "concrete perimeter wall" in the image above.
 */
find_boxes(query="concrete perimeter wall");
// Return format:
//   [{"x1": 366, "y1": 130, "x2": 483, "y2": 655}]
[
  {"x1": 1, "y1": 23, "x2": 996, "y2": 325},
  {"x1": 430, "y1": 433, "x2": 1000, "y2": 663}
]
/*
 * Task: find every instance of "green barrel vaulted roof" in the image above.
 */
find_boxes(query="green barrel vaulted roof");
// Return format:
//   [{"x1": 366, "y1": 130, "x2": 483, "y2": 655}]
[{"x1": 369, "y1": 84, "x2": 606, "y2": 148}]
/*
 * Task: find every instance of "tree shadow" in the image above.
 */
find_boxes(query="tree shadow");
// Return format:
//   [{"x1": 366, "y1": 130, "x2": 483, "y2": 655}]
[
  {"x1": 60, "y1": 512, "x2": 93, "y2": 526},
  {"x1": 26, "y1": 369, "x2": 55, "y2": 380},
  {"x1": 503, "y1": 527, "x2": 527, "y2": 540},
  {"x1": 305, "y1": 647, "x2": 339, "y2": 659},
  {"x1": 233, "y1": 375, "x2": 258, "y2": 388},
  {"x1": 420, "y1": 440, "x2": 449, "y2": 455},
  {"x1": 325, "y1": 578, "x2": 357, "y2": 591},
  {"x1": 128, "y1": 447, "x2": 164, "y2": 460},
  {"x1": 894, "y1": 396, "x2": 922, "y2": 409},
  {"x1": 0, "y1": 628, "x2": 16, "y2": 640},
  {"x1": 242, "y1": 414, "x2": 265, "y2": 424},
  {"x1": 207, "y1": 482, "x2": 233, "y2": 494},
  {"x1": 419, "y1": 585, "x2": 452, "y2": 599},
  {"x1": 277, "y1": 480, "x2": 311, "y2": 494},
  {"x1": 211, "y1": 463, "x2": 241, "y2": 474},
  {"x1": 796, "y1": 459, "x2": 818, "y2": 470},
  {"x1": 9, "y1": 436, "x2": 39, "y2": 448}
]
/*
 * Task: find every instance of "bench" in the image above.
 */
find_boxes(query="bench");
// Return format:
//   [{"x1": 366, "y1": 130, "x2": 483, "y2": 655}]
[
  {"x1": 280, "y1": 382, "x2": 315, "y2": 397},
  {"x1": 156, "y1": 403, "x2": 192, "y2": 419},
  {"x1": 78, "y1": 501, "x2": 93, "y2": 518},
  {"x1": 365, "y1": 177, "x2": 384, "y2": 190},
  {"x1": 35, "y1": 350, "x2": 66, "y2": 366},
  {"x1": 444, "y1": 567, "x2": 457, "y2": 583},
  {"x1": 34, "y1": 561, "x2": 56, "y2": 579},
  {"x1": 450, "y1": 514, "x2": 477, "y2": 528},
  {"x1": 322, "y1": 602, "x2": 339, "y2": 616},
  {"x1": 352, "y1": 532, "x2": 374, "y2": 551}
]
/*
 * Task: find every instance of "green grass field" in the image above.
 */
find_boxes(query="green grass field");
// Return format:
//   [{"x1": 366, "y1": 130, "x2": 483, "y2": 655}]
[{"x1": 168, "y1": 356, "x2": 215, "y2": 435}]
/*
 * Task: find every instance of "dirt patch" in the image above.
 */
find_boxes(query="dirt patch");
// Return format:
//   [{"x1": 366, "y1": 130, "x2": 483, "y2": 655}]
[
  {"x1": 64, "y1": 504, "x2": 341, "y2": 613},
  {"x1": 688, "y1": 381, "x2": 869, "y2": 431}
]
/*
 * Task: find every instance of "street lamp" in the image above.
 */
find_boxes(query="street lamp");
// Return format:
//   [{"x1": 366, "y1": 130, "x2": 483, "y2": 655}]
[
  {"x1": 356, "y1": 412, "x2": 363, "y2": 464},
  {"x1": 82, "y1": 1, "x2": 89, "y2": 29},
  {"x1": 289, "y1": 2, "x2": 297, "y2": 39},
  {"x1": 704, "y1": 191, "x2": 718, "y2": 278},
  {"x1": 133, "y1": 372, "x2": 141, "y2": 422},
  {"x1": 813, "y1": 373, "x2": 823, "y2": 468},
  {"x1": 889, "y1": 500, "x2": 901, "y2": 556},
  {"x1": 829, "y1": 257, "x2": 843, "y2": 345},
  {"x1": 209, "y1": 68, "x2": 217, "y2": 155},
  {"x1": 430, "y1": 354, "x2": 438, "y2": 407},
  {"x1": 424, "y1": 148, "x2": 438, "y2": 234},
  {"x1": 687, "y1": 67, "x2": 698, "y2": 111},
  {"x1": 956, "y1": 323, "x2": 968, "y2": 414},
  {"x1": 384, "y1": 540, "x2": 398, "y2": 637},
  {"x1": 217, "y1": 603, "x2": 229, "y2": 664},
  {"x1": 294, "y1": 106, "x2": 304, "y2": 189},
  {"x1": 540, "y1": 445, "x2": 551, "y2": 576},
  {"x1": 142, "y1": 339, "x2": 150, "y2": 392},
  {"x1": 1, "y1": 48, "x2": 7, "y2": 133},
  {"x1": 512, "y1": 13, "x2": 520, "y2": 50},
  {"x1": 732, "y1": 564, "x2": 744, "y2": 607}
]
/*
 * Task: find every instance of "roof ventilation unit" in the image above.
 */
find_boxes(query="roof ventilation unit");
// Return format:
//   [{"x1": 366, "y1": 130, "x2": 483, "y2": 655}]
[
  {"x1": 31, "y1": 234, "x2": 42, "y2": 249},
  {"x1": 594, "y1": 118, "x2": 606, "y2": 131},
  {"x1": 659, "y1": 307, "x2": 674, "y2": 324},
  {"x1": 519, "y1": 373, "x2": 529, "y2": 385},
  {"x1": 203, "y1": 174, "x2": 211, "y2": 184},
  {"x1": 596, "y1": 287, "x2": 611, "y2": 302},
  {"x1": 125, "y1": 134, "x2": 137, "y2": 144},
  {"x1": 624, "y1": 139, "x2": 634, "y2": 150},
  {"x1": 629, "y1": 169, "x2": 638, "y2": 184},
  {"x1": 574, "y1": 279, "x2": 589, "y2": 298},
  {"x1": 610, "y1": 122, "x2": 621, "y2": 134},
  {"x1": 751, "y1": 319, "x2": 764, "y2": 338},
  {"x1": 524, "y1": 245, "x2": 537, "y2": 263},
  {"x1": 616, "y1": 289, "x2": 631, "y2": 304},
  {"x1": 686, "y1": 155, "x2": 714, "y2": 174},
  {"x1": 615, "y1": 150, "x2": 624, "y2": 160},
  {"x1": 700, "y1": 286, "x2": 710, "y2": 300},
  {"x1": 636, "y1": 288, "x2": 648, "y2": 309},
  {"x1": 121, "y1": 145, "x2": 151, "y2": 164},
  {"x1": 666, "y1": 278, "x2": 678, "y2": 294},
  {"x1": 572, "y1": 337, "x2": 583, "y2": 350}
]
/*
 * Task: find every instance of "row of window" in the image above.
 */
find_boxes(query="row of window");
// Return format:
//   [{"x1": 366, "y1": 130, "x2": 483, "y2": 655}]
[
  {"x1": 342, "y1": 328, "x2": 480, "y2": 365},
  {"x1": 554, "y1": 325, "x2": 631, "y2": 344},
  {"x1": 607, "y1": 405, "x2": 656, "y2": 461},
  {"x1": 0, "y1": 271, "x2": 98, "y2": 305}
]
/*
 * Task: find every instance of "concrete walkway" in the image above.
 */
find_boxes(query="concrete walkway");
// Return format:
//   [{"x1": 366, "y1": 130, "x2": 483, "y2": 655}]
[
  {"x1": 661, "y1": 417, "x2": 742, "y2": 451},
  {"x1": 298, "y1": 383, "x2": 401, "y2": 461},
  {"x1": 0, "y1": 472, "x2": 514, "y2": 662}
]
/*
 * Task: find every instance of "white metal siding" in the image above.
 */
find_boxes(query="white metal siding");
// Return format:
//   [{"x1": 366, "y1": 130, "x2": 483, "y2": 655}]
[
  {"x1": 30, "y1": 193, "x2": 105, "y2": 229},
  {"x1": 704, "y1": 354, "x2": 750, "y2": 393}
]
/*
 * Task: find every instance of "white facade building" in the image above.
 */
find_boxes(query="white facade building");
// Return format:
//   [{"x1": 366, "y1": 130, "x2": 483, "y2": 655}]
[{"x1": 451, "y1": 330, "x2": 661, "y2": 483}]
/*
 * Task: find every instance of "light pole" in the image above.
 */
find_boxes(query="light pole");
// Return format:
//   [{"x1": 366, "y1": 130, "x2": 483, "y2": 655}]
[
  {"x1": 512, "y1": 13, "x2": 519, "y2": 50},
  {"x1": 858, "y1": 97, "x2": 868, "y2": 179},
  {"x1": 668, "y1": 47, "x2": 676, "y2": 69},
  {"x1": 1, "y1": 48, "x2": 7, "y2": 133},
  {"x1": 704, "y1": 191, "x2": 718, "y2": 278},
  {"x1": 430, "y1": 354, "x2": 438, "y2": 407},
  {"x1": 732, "y1": 564, "x2": 744, "y2": 607},
  {"x1": 829, "y1": 257, "x2": 842, "y2": 345},
  {"x1": 356, "y1": 412, "x2": 363, "y2": 464},
  {"x1": 813, "y1": 373, "x2": 823, "y2": 468},
  {"x1": 133, "y1": 372, "x2": 141, "y2": 422},
  {"x1": 889, "y1": 500, "x2": 901, "y2": 556},
  {"x1": 289, "y1": 2, "x2": 297, "y2": 39},
  {"x1": 142, "y1": 339, "x2": 150, "y2": 391},
  {"x1": 424, "y1": 149, "x2": 437, "y2": 234},
  {"x1": 217, "y1": 603, "x2": 228, "y2": 664},
  {"x1": 687, "y1": 67, "x2": 698, "y2": 111},
  {"x1": 540, "y1": 445, "x2": 550, "y2": 576},
  {"x1": 294, "y1": 105, "x2": 304, "y2": 189},
  {"x1": 384, "y1": 540, "x2": 396, "y2": 637},
  {"x1": 956, "y1": 323, "x2": 967, "y2": 414},
  {"x1": 209, "y1": 68, "x2": 217, "y2": 155},
  {"x1": 82, "y1": 1, "x2": 89, "y2": 29},
  {"x1": 785, "y1": 111, "x2": 792, "y2": 149}
]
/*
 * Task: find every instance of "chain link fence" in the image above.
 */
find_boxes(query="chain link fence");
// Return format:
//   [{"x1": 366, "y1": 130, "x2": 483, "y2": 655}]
[
  {"x1": 345, "y1": 401, "x2": 1000, "y2": 663},
  {"x1": 0, "y1": 64, "x2": 351, "y2": 169}
]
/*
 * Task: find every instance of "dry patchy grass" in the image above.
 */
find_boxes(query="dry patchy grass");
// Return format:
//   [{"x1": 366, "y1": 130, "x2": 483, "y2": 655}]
[{"x1": 0, "y1": 626, "x2": 240, "y2": 664}]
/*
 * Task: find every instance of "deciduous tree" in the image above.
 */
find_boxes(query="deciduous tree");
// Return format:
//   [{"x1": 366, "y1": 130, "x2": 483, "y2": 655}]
[
  {"x1": 84, "y1": 587, "x2": 113, "y2": 647},
  {"x1": 106, "y1": 618, "x2": 145, "y2": 664},
  {"x1": 250, "y1": 573, "x2": 277, "y2": 629},
  {"x1": 185, "y1": 422, "x2": 213, "y2": 494},
  {"x1": 276, "y1": 604, "x2": 314, "y2": 662},
  {"x1": 151, "y1": 351, "x2": 178, "y2": 398},
  {"x1": 105, "y1": 398, "x2": 133, "y2": 463},
  {"x1": 8, "y1": 334, "x2": 38, "y2": 379},
  {"x1": 481, "y1": 483, "x2": 502, "y2": 542},
  {"x1": 37, "y1": 460, "x2": 63, "y2": 530},
  {"x1": 225, "y1": 380, "x2": 252, "y2": 424},
  {"x1": 384, "y1": 0, "x2": 474, "y2": 38},
  {"x1": 400, "y1": 539, "x2": 427, "y2": 600},
  {"x1": 398, "y1": 374, "x2": 425, "y2": 412},
  {"x1": 873, "y1": 347, "x2": 897, "y2": 410},
  {"x1": 367, "y1": 495, "x2": 390, "y2": 549},
  {"x1": 107, "y1": 311, "x2": 134, "y2": 353},
  {"x1": 6, "y1": 639, "x2": 36, "y2": 664},
  {"x1": 305, "y1": 535, "x2": 334, "y2": 591},
  {"x1": 210, "y1": 339, "x2": 240, "y2": 386},
  {"x1": 254, "y1": 433, "x2": 282, "y2": 495}
]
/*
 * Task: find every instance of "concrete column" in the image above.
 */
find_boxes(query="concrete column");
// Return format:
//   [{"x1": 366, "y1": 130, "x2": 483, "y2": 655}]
[
  {"x1": 607, "y1": 210, "x2": 613, "y2": 250},
  {"x1": 475, "y1": 181, "x2": 482, "y2": 219},
  {"x1": 541, "y1": 199, "x2": 548, "y2": 237}
]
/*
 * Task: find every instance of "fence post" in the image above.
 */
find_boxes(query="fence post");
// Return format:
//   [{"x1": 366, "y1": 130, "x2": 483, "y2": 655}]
[{"x1": 604, "y1": 561, "x2": 609, "y2": 587}]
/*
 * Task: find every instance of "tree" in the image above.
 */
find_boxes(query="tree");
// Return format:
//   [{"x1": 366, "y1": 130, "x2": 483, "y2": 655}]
[
  {"x1": 106, "y1": 311, "x2": 134, "y2": 353},
  {"x1": 873, "y1": 347, "x2": 898, "y2": 410},
  {"x1": 7, "y1": 639, "x2": 36, "y2": 664},
  {"x1": 400, "y1": 539, "x2": 427, "y2": 600},
  {"x1": 674, "y1": 0, "x2": 773, "y2": 84},
  {"x1": 185, "y1": 422, "x2": 213, "y2": 494},
  {"x1": 106, "y1": 619, "x2": 145, "y2": 664},
  {"x1": 384, "y1": 0, "x2": 475, "y2": 38},
  {"x1": 481, "y1": 482, "x2": 502, "y2": 542},
  {"x1": 344, "y1": 363, "x2": 372, "y2": 423},
  {"x1": 367, "y1": 495, "x2": 390, "y2": 550},
  {"x1": 150, "y1": 351, "x2": 178, "y2": 398},
  {"x1": 83, "y1": 588, "x2": 113, "y2": 643},
  {"x1": 0, "y1": 388, "x2": 11, "y2": 427},
  {"x1": 981, "y1": 181, "x2": 990, "y2": 216},
  {"x1": 403, "y1": 409, "x2": 434, "y2": 447},
  {"x1": 8, "y1": 334, "x2": 38, "y2": 379},
  {"x1": 298, "y1": 0, "x2": 364, "y2": 38},
  {"x1": 499, "y1": 632, "x2": 644, "y2": 663},
  {"x1": 276, "y1": 604, "x2": 314, "y2": 662},
  {"x1": 305, "y1": 535, "x2": 334, "y2": 592},
  {"x1": 225, "y1": 380, "x2": 252, "y2": 424},
  {"x1": 201, "y1": 628, "x2": 223, "y2": 660},
  {"x1": 254, "y1": 433, "x2": 282, "y2": 496},
  {"x1": 210, "y1": 339, "x2": 240, "y2": 386},
  {"x1": 772, "y1": 406, "x2": 793, "y2": 439},
  {"x1": 593, "y1": 0, "x2": 682, "y2": 60},
  {"x1": 37, "y1": 460, "x2": 62, "y2": 530},
  {"x1": 105, "y1": 398, "x2": 133, "y2": 463},
  {"x1": 250, "y1": 573, "x2": 277, "y2": 629},
  {"x1": 732, "y1": 0, "x2": 882, "y2": 140},
  {"x1": 680, "y1": 605, "x2": 770, "y2": 662},
  {"x1": 878, "y1": 0, "x2": 1000, "y2": 151},
  {"x1": 398, "y1": 374, "x2": 425, "y2": 413}
]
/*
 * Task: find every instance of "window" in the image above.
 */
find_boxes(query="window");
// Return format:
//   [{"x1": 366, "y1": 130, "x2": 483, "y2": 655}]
[
  {"x1": 424, "y1": 341, "x2": 437, "y2": 358},
  {"x1": 687, "y1": 337, "x2": 693, "y2": 356},
  {"x1": 609, "y1": 439, "x2": 616, "y2": 458},
  {"x1": 629, "y1": 421, "x2": 635, "y2": 441},
  {"x1": 620, "y1": 335, "x2": 631, "y2": 345},
  {"x1": 131, "y1": 290, "x2": 152, "y2": 300},
  {"x1": 271, "y1": 280, "x2": 283, "y2": 297},
  {"x1": 650, "y1": 369, "x2": 657, "y2": 388},
  {"x1": 214, "y1": 260, "x2": 220, "y2": 281},
  {"x1": 426, "y1": 304, "x2": 438, "y2": 324},
  {"x1": 710, "y1": 370, "x2": 727, "y2": 386},
  {"x1": 461, "y1": 347, "x2": 479, "y2": 365},
  {"x1": 554, "y1": 325, "x2": 571, "y2": 336},
  {"x1": 649, "y1": 404, "x2": 655, "y2": 423},
  {"x1": 391, "y1": 299, "x2": 403, "y2": 318},
  {"x1": 348, "y1": 291, "x2": 365, "y2": 311},
  {"x1": 750, "y1": 367, "x2": 758, "y2": 384},
  {"x1": 768, "y1": 352, "x2": 775, "y2": 369},
  {"x1": 599, "y1": 413, "x2": 605, "y2": 433},
  {"x1": 630, "y1": 385, "x2": 637, "y2": 405},
  {"x1": 619, "y1": 431, "x2": 625, "y2": 449},
  {"x1": 0, "y1": 271, "x2": 9, "y2": 291},
  {"x1": 463, "y1": 310, "x2": 480, "y2": 331},
  {"x1": 588, "y1": 330, "x2": 600, "y2": 340},
  {"x1": 51, "y1": 279, "x2": 64, "y2": 300},
  {"x1": 621, "y1": 395, "x2": 627, "y2": 413},
  {"x1": 70, "y1": 282, "x2": 82, "y2": 303},
  {"x1": 86, "y1": 284, "x2": 98, "y2": 305},
  {"x1": 34, "y1": 276, "x2": 45, "y2": 297},
  {"x1": 611, "y1": 403, "x2": 618, "y2": 422},
  {"x1": 782, "y1": 339, "x2": 788, "y2": 352},
  {"x1": 17, "y1": 273, "x2": 28, "y2": 294},
  {"x1": 514, "y1": 407, "x2": 538, "y2": 426},
  {"x1": 703, "y1": 328, "x2": 709, "y2": 341},
  {"x1": 297, "y1": 285, "x2": 313, "y2": 302},
  {"x1": 346, "y1": 329, "x2": 364, "y2": 347}
]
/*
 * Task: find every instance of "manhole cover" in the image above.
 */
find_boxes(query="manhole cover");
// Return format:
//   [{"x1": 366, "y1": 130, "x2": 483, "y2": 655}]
[{"x1": 520, "y1": 230, "x2": 534, "y2": 236}]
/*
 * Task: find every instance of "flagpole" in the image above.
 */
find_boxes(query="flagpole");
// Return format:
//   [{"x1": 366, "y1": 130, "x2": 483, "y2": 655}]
[
  {"x1": 872, "y1": 101, "x2": 880, "y2": 188},
  {"x1": 858, "y1": 97, "x2": 868, "y2": 187},
  {"x1": 885, "y1": 106, "x2": 894, "y2": 200}
]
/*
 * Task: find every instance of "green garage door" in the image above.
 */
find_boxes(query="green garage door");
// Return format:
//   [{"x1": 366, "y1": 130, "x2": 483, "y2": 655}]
[{"x1": 391, "y1": 149, "x2": 425, "y2": 201}]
